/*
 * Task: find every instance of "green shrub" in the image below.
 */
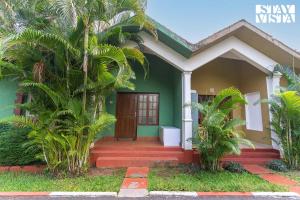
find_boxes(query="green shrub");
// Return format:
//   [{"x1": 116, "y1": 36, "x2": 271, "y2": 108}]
[
  {"x1": 0, "y1": 124, "x2": 41, "y2": 166},
  {"x1": 192, "y1": 87, "x2": 253, "y2": 171},
  {"x1": 223, "y1": 162, "x2": 246, "y2": 173},
  {"x1": 266, "y1": 160, "x2": 288, "y2": 172}
]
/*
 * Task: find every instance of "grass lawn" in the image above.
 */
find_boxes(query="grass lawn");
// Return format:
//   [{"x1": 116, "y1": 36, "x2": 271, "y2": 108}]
[
  {"x1": 148, "y1": 167, "x2": 287, "y2": 192},
  {"x1": 0, "y1": 169, "x2": 124, "y2": 192}
]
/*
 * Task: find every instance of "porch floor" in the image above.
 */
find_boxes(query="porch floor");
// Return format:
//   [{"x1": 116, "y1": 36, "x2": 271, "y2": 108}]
[
  {"x1": 94, "y1": 139, "x2": 164, "y2": 148},
  {"x1": 94, "y1": 138, "x2": 272, "y2": 149},
  {"x1": 240, "y1": 142, "x2": 272, "y2": 149}
]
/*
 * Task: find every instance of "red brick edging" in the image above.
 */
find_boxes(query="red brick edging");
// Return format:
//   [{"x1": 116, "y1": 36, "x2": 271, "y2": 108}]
[
  {"x1": 0, "y1": 165, "x2": 45, "y2": 173},
  {"x1": 244, "y1": 164, "x2": 299, "y2": 194}
]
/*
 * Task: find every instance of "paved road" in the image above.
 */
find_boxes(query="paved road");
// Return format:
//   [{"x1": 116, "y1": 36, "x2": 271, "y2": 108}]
[{"x1": 0, "y1": 196, "x2": 300, "y2": 200}]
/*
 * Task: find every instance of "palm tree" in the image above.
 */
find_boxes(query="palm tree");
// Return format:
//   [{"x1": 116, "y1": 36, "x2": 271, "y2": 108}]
[
  {"x1": 267, "y1": 91, "x2": 300, "y2": 168},
  {"x1": 48, "y1": 0, "x2": 155, "y2": 112},
  {"x1": 0, "y1": 0, "x2": 156, "y2": 175},
  {"x1": 263, "y1": 65, "x2": 300, "y2": 169},
  {"x1": 193, "y1": 87, "x2": 253, "y2": 171}
]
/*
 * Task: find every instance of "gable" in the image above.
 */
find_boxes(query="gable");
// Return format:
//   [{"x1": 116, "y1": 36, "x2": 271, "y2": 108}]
[{"x1": 143, "y1": 18, "x2": 300, "y2": 71}]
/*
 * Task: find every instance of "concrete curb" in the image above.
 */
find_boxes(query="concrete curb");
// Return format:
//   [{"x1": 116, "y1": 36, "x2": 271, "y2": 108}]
[
  {"x1": 150, "y1": 191, "x2": 300, "y2": 197},
  {"x1": 252, "y1": 192, "x2": 300, "y2": 197},
  {"x1": 0, "y1": 191, "x2": 299, "y2": 197},
  {"x1": 150, "y1": 191, "x2": 198, "y2": 197},
  {"x1": 0, "y1": 192, "x2": 118, "y2": 197}
]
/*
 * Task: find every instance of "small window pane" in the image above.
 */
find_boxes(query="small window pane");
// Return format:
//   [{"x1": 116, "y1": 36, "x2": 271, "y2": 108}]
[
  {"x1": 138, "y1": 110, "x2": 143, "y2": 116},
  {"x1": 143, "y1": 110, "x2": 147, "y2": 116},
  {"x1": 149, "y1": 95, "x2": 153, "y2": 102},
  {"x1": 149, "y1": 110, "x2": 153, "y2": 117},
  {"x1": 148, "y1": 117, "x2": 156, "y2": 124},
  {"x1": 141, "y1": 117, "x2": 147, "y2": 124}
]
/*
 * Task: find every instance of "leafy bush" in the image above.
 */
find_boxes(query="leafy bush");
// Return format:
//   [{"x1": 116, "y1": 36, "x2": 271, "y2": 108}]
[
  {"x1": 0, "y1": 124, "x2": 41, "y2": 166},
  {"x1": 223, "y1": 162, "x2": 246, "y2": 173},
  {"x1": 266, "y1": 160, "x2": 288, "y2": 172},
  {"x1": 192, "y1": 87, "x2": 253, "y2": 171}
]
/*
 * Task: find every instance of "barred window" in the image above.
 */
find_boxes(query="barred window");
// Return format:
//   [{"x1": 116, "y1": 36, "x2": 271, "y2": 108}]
[{"x1": 137, "y1": 94, "x2": 159, "y2": 125}]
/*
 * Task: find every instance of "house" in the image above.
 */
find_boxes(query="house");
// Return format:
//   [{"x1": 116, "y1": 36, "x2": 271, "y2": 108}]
[{"x1": 1, "y1": 19, "x2": 300, "y2": 167}]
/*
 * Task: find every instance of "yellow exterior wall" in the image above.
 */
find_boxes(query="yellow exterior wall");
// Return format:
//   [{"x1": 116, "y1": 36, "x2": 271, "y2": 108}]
[
  {"x1": 191, "y1": 57, "x2": 271, "y2": 145},
  {"x1": 239, "y1": 62, "x2": 271, "y2": 145}
]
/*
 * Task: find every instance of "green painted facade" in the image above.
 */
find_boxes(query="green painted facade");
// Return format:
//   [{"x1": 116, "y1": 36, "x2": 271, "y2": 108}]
[
  {"x1": 105, "y1": 54, "x2": 182, "y2": 137},
  {"x1": 0, "y1": 79, "x2": 18, "y2": 119}
]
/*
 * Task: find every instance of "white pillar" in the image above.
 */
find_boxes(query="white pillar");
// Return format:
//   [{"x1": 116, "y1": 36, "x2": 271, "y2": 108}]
[
  {"x1": 182, "y1": 71, "x2": 193, "y2": 150},
  {"x1": 266, "y1": 71, "x2": 282, "y2": 151}
]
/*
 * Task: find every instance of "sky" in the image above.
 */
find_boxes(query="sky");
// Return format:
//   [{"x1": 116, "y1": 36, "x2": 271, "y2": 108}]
[{"x1": 146, "y1": 0, "x2": 300, "y2": 51}]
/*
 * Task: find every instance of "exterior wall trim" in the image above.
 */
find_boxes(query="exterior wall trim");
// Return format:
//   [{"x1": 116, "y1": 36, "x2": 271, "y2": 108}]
[{"x1": 266, "y1": 72, "x2": 282, "y2": 152}]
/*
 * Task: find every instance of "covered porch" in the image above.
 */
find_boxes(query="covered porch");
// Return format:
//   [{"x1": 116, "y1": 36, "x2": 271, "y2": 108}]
[{"x1": 191, "y1": 55, "x2": 275, "y2": 146}]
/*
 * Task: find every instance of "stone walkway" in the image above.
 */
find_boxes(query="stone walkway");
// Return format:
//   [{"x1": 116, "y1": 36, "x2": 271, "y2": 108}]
[
  {"x1": 118, "y1": 167, "x2": 149, "y2": 197},
  {"x1": 244, "y1": 164, "x2": 299, "y2": 194}
]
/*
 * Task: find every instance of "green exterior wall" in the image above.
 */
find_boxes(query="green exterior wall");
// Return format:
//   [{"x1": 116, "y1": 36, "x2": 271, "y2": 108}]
[
  {"x1": 105, "y1": 54, "x2": 182, "y2": 137},
  {"x1": 0, "y1": 79, "x2": 18, "y2": 119}
]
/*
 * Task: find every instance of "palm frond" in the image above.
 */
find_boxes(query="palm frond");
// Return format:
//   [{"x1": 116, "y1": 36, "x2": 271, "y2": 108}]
[{"x1": 21, "y1": 81, "x2": 63, "y2": 107}]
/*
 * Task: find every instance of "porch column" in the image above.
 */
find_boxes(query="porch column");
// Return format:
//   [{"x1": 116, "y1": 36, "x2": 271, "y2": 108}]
[
  {"x1": 266, "y1": 71, "x2": 282, "y2": 151},
  {"x1": 182, "y1": 71, "x2": 193, "y2": 150}
]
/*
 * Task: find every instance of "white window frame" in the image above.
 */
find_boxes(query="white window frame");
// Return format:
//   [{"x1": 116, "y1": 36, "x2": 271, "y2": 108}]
[{"x1": 245, "y1": 92, "x2": 263, "y2": 132}]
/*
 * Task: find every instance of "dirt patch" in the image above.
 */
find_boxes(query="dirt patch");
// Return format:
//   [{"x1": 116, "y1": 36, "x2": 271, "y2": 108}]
[{"x1": 88, "y1": 168, "x2": 125, "y2": 176}]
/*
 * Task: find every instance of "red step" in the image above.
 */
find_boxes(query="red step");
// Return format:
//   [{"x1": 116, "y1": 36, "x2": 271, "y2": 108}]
[
  {"x1": 91, "y1": 150, "x2": 184, "y2": 158},
  {"x1": 192, "y1": 148, "x2": 280, "y2": 165},
  {"x1": 221, "y1": 157, "x2": 274, "y2": 165},
  {"x1": 224, "y1": 152, "x2": 280, "y2": 159},
  {"x1": 96, "y1": 156, "x2": 179, "y2": 168},
  {"x1": 92, "y1": 146, "x2": 182, "y2": 151}
]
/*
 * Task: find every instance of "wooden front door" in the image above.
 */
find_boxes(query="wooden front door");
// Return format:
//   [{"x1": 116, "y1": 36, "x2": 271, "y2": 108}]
[{"x1": 115, "y1": 93, "x2": 137, "y2": 140}]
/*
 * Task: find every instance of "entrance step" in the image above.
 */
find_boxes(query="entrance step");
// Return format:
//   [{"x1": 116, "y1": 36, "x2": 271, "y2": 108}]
[
  {"x1": 91, "y1": 150, "x2": 184, "y2": 158},
  {"x1": 193, "y1": 148, "x2": 280, "y2": 165},
  {"x1": 224, "y1": 152, "x2": 280, "y2": 159},
  {"x1": 92, "y1": 146, "x2": 182, "y2": 151},
  {"x1": 221, "y1": 157, "x2": 275, "y2": 165},
  {"x1": 96, "y1": 157, "x2": 178, "y2": 168}
]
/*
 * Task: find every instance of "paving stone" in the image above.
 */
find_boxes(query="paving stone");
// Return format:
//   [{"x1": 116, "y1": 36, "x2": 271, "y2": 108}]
[
  {"x1": 125, "y1": 167, "x2": 149, "y2": 178},
  {"x1": 118, "y1": 189, "x2": 148, "y2": 197},
  {"x1": 244, "y1": 164, "x2": 273, "y2": 174},
  {"x1": 259, "y1": 174, "x2": 297, "y2": 186},
  {"x1": 289, "y1": 186, "x2": 300, "y2": 194},
  {"x1": 121, "y1": 178, "x2": 148, "y2": 189}
]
